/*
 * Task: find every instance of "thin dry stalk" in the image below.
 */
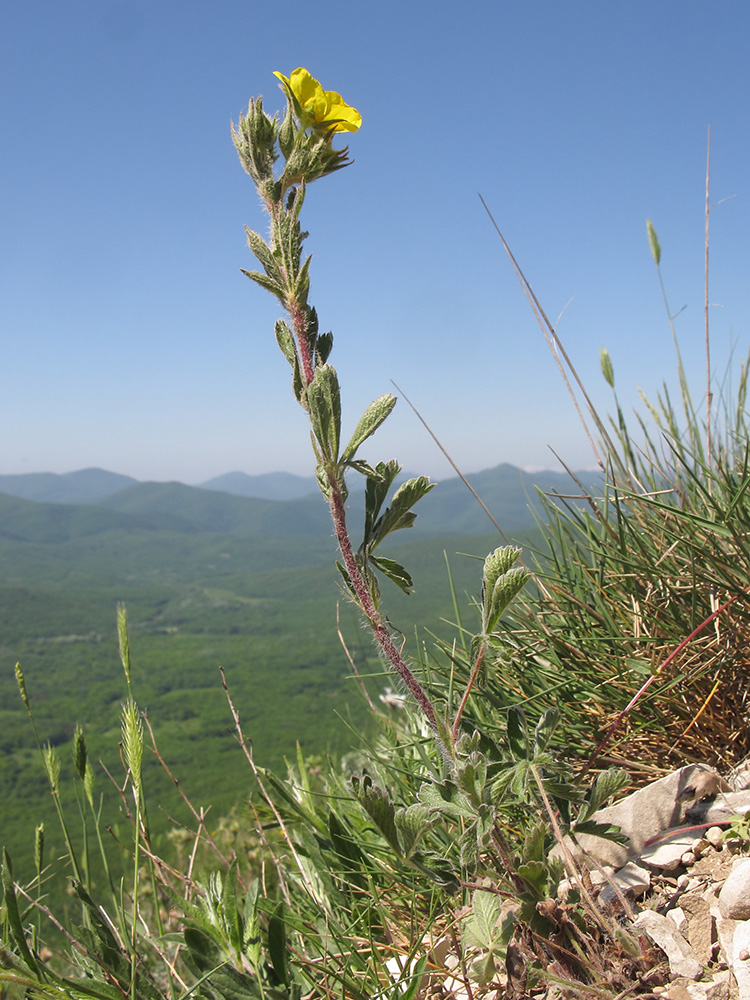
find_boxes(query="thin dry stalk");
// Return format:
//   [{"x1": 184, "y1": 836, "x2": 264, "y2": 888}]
[
  {"x1": 391, "y1": 379, "x2": 509, "y2": 540},
  {"x1": 336, "y1": 603, "x2": 377, "y2": 712},
  {"x1": 219, "y1": 665, "x2": 311, "y2": 907},
  {"x1": 705, "y1": 124, "x2": 713, "y2": 480}
]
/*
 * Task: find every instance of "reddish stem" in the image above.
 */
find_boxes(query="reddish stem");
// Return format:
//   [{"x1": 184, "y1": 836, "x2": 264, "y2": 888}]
[
  {"x1": 579, "y1": 593, "x2": 740, "y2": 777},
  {"x1": 327, "y1": 476, "x2": 443, "y2": 744},
  {"x1": 452, "y1": 643, "x2": 486, "y2": 743},
  {"x1": 288, "y1": 298, "x2": 315, "y2": 386}
]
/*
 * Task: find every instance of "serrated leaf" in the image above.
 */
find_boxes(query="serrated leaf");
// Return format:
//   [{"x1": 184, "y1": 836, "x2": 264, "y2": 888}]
[
  {"x1": 578, "y1": 767, "x2": 629, "y2": 823},
  {"x1": 516, "y1": 860, "x2": 549, "y2": 898},
  {"x1": 484, "y1": 566, "x2": 530, "y2": 634},
  {"x1": 418, "y1": 781, "x2": 473, "y2": 823},
  {"x1": 572, "y1": 819, "x2": 628, "y2": 844},
  {"x1": 352, "y1": 776, "x2": 401, "y2": 854},
  {"x1": 463, "y1": 888, "x2": 501, "y2": 950},
  {"x1": 394, "y1": 803, "x2": 433, "y2": 858},
  {"x1": 341, "y1": 393, "x2": 397, "y2": 463},
  {"x1": 372, "y1": 476, "x2": 433, "y2": 544},
  {"x1": 363, "y1": 460, "x2": 400, "y2": 542},
  {"x1": 369, "y1": 555, "x2": 414, "y2": 594},
  {"x1": 523, "y1": 821, "x2": 548, "y2": 865}
]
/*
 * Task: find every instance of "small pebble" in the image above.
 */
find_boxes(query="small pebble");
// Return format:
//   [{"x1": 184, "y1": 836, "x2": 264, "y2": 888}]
[
  {"x1": 676, "y1": 873, "x2": 690, "y2": 888},
  {"x1": 740, "y1": 949, "x2": 750, "y2": 962},
  {"x1": 680, "y1": 851, "x2": 697, "y2": 866},
  {"x1": 706, "y1": 826, "x2": 724, "y2": 848}
]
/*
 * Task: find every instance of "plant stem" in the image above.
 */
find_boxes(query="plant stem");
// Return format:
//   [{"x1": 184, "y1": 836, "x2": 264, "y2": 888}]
[
  {"x1": 452, "y1": 643, "x2": 485, "y2": 743},
  {"x1": 704, "y1": 124, "x2": 713, "y2": 483},
  {"x1": 326, "y1": 476, "x2": 444, "y2": 745}
]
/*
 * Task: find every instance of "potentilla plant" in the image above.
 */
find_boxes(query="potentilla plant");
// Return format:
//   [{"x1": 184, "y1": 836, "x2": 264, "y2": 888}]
[{"x1": 232, "y1": 68, "x2": 530, "y2": 767}]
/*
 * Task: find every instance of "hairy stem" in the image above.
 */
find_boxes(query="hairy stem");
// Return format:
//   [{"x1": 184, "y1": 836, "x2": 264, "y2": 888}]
[{"x1": 327, "y1": 475, "x2": 444, "y2": 745}]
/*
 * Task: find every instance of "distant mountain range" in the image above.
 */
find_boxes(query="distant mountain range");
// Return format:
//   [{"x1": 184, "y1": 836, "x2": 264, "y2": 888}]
[
  {"x1": 0, "y1": 464, "x2": 601, "y2": 540},
  {"x1": 199, "y1": 471, "x2": 319, "y2": 500}
]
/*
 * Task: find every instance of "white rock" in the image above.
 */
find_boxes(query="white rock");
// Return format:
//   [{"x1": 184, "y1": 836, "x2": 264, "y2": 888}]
[
  {"x1": 670, "y1": 906, "x2": 688, "y2": 934},
  {"x1": 561, "y1": 765, "x2": 720, "y2": 868},
  {"x1": 634, "y1": 910, "x2": 704, "y2": 980},
  {"x1": 713, "y1": 904, "x2": 736, "y2": 964},
  {"x1": 733, "y1": 921, "x2": 750, "y2": 999},
  {"x1": 719, "y1": 859, "x2": 750, "y2": 920},
  {"x1": 706, "y1": 826, "x2": 725, "y2": 848},
  {"x1": 682, "y1": 851, "x2": 698, "y2": 866},
  {"x1": 613, "y1": 861, "x2": 651, "y2": 897},
  {"x1": 641, "y1": 830, "x2": 699, "y2": 871}
]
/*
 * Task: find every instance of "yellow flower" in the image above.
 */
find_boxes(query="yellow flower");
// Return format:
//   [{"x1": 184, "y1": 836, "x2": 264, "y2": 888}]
[{"x1": 274, "y1": 67, "x2": 362, "y2": 133}]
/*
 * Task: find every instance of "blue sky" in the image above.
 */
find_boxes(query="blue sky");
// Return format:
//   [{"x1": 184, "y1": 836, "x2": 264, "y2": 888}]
[{"x1": 2, "y1": 1, "x2": 749, "y2": 484}]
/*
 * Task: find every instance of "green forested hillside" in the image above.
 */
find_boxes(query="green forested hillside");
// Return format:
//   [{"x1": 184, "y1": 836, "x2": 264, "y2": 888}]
[
  {"x1": 0, "y1": 462, "x2": 600, "y2": 534},
  {"x1": 0, "y1": 480, "x2": 534, "y2": 894}
]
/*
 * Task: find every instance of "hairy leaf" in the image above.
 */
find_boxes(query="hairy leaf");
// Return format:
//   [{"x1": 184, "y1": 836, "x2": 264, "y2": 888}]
[{"x1": 341, "y1": 393, "x2": 397, "y2": 463}]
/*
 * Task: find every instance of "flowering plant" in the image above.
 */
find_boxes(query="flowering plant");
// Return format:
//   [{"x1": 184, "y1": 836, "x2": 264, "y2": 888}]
[
  {"x1": 233, "y1": 70, "x2": 529, "y2": 766},
  {"x1": 273, "y1": 67, "x2": 362, "y2": 133}
]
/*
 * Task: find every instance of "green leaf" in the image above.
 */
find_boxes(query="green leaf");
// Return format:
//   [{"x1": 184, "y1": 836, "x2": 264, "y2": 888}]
[
  {"x1": 242, "y1": 879, "x2": 262, "y2": 967},
  {"x1": 316, "y1": 330, "x2": 333, "y2": 365},
  {"x1": 266, "y1": 901, "x2": 289, "y2": 986},
  {"x1": 351, "y1": 775, "x2": 402, "y2": 854},
  {"x1": 484, "y1": 566, "x2": 530, "y2": 634},
  {"x1": 533, "y1": 708, "x2": 560, "y2": 754},
  {"x1": 244, "y1": 228, "x2": 282, "y2": 283},
  {"x1": 372, "y1": 476, "x2": 433, "y2": 544},
  {"x1": 572, "y1": 820, "x2": 628, "y2": 844},
  {"x1": 345, "y1": 458, "x2": 384, "y2": 481},
  {"x1": 523, "y1": 821, "x2": 549, "y2": 865},
  {"x1": 516, "y1": 860, "x2": 549, "y2": 899},
  {"x1": 363, "y1": 460, "x2": 400, "y2": 542},
  {"x1": 481, "y1": 545, "x2": 520, "y2": 604},
  {"x1": 328, "y1": 811, "x2": 367, "y2": 886},
  {"x1": 223, "y1": 857, "x2": 241, "y2": 956},
  {"x1": 1, "y1": 849, "x2": 39, "y2": 975},
  {"x1": 398, "y1": 955, "x2": 429, "y2": 1000},
  {"x1": 369, "y1": 555, "x2": 414, "y2": 594},
  {"x1": 394, "y1": 803, "x2": 433, "y2": 858},
  {"x1": 578, "y1": 767, "x2": 629, "y2": 823},
  {"x1": 462, "y1": 888, "x2": 501, "y2": 950},
  {"x1": 341, "y1": 393, "x2": 397, "y2": 463},
  {"x1": 274, "y1": 319, "x2": 297, "y2": 368},
  {"x1": 307, "y1": 364, "x2": 341, "y2": 462},
  {"x1": 506, "y1": 705, "x2": 530, "y2": 761},
  {"x1": 240, "y1": 268, "x2": 284, "y2": 300}
]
